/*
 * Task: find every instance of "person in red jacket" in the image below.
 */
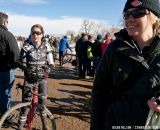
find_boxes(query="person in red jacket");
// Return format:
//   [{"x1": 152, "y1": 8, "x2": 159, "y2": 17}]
[{"x1": 101, "y1": 33, "x2": 111, "y2": 55}]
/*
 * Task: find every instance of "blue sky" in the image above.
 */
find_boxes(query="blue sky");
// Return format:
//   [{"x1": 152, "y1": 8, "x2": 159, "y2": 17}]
[{"x1": 0, "y1": 0, "x2": 126, "y2": 37}]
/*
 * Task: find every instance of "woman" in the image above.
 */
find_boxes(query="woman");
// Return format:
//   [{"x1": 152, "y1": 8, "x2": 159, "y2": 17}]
[
  {"x1": 90, "y1": 0, "x2": 160, "y2": 130},
  {"x1": 18, "y1": 24, "x2": 54, "y2": 130}
]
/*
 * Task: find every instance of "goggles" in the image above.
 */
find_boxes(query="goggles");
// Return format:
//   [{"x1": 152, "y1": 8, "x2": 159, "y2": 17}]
[
  {"x1": 123, "y1": 8, "x2": 150, "y2": 20},
  {"x1": 32, "y1": 31, "x2": 42, "y2": 35}
]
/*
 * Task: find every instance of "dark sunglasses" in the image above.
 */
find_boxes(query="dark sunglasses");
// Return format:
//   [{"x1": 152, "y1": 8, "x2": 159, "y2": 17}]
[
  {"x1": 32, "y1": 31, "x2": 42, "y2": 35},
  {"x1": 123, "y1": 8, "x2": 150, "y2": 20}
]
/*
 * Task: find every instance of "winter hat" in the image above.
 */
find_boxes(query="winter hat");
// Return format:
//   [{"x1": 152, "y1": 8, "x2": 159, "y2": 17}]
[
  {"x1": 64, "y1": 35, "x2": 67, "y2": 39},
  {"x1": 88, "y1": 35, "x2": 92, "y2": 40},
  {"x1": 123, "y1": 0, "x2": 160, "y2": 17},
  {"x1": 105, "y1": 34, "x2": 111, "y2": 39},
  {"x1": 97, "y1": 34, "x2": 102, "y2": 40}
]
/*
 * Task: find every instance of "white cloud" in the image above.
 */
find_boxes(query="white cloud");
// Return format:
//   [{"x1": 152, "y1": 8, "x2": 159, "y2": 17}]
[
  {"x1": 7, "y1": 13, "x2": 109, "y2": 37},
  {"x1": 8, "y1": 13, "x2": 84, "y2": 37}
]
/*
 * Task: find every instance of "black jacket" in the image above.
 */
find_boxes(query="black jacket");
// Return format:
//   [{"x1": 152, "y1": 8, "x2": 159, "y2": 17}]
[
  {"x1": 75, "y1": 37, "x2": 88, "y2": 59},
  {"x1": 91, "y1": 39, "x2": 102, "y2": 58},
  {"x1": 91, "y1": 29, "x2": 160, "y2": 130},
  {"x1": 0, "y1": 25, "x2": 19, "y2": 71}
]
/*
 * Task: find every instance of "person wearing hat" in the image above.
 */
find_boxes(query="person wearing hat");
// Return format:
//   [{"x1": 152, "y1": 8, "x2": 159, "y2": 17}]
[
  {"x1": 91, "y1": 34, "x2": 103, "y2": 75},
  {"x1": 90, "y1": 0, "x2": 160, "y2": 130}
]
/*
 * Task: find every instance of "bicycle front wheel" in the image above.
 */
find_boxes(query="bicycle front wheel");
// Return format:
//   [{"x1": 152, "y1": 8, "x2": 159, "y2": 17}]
[
  {"x1": 0, "y1": 102, "x2": 56, "y2": 130},
  {"x1": 0, "y1": 102, "x2": 31, "y2": 129}
]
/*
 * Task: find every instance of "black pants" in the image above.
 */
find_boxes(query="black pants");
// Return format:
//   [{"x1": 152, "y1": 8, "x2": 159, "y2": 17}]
[
  {"x1": 59, "y1": 51, "x2": 65, "y2": 66},
  {"x1": 78, "y1": 57, "x2": 88, "y2": 78}
]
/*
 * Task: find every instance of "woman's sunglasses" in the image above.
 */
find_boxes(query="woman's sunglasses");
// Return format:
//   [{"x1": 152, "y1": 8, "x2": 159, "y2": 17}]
[
  {"x1": 123, "y1": 8, "x2": 150, "y2": 20},
  {"x1": 32, "y1": 31, "x2": 42, "y2": 35}
]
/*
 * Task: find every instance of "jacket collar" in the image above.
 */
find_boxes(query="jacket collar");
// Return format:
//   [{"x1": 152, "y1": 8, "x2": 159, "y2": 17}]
[
  {"x1": 0, "y1": 25, "x2": 8, "y2": 30},
  {"x1": 114, "y1": 29, "x2": 135, "y2": 48},
  {"x1": 115, "y1": 29, "x2": 160, "y2": 69}
]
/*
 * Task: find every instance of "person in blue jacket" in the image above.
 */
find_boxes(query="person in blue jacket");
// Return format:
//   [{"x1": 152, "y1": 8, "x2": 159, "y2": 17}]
[{"x1": 59, "y1": 35, "x2": 72, "y2": 66}]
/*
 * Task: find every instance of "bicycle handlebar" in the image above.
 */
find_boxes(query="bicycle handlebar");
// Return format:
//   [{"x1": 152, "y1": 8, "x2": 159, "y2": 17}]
[{"x1": 16, "y1": 83, "x2": 44, "y2": 97}]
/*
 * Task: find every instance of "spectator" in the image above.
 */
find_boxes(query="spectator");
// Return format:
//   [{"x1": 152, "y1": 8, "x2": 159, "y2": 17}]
[
  {"x1": 18, "y1": 24, "x2": 54, "y2": 130},
  {"x1": 75, "y1": 33, "x2": 88, "y2": 78},
  {"x1": 59, "y1": 35, "x2": 72, "y2": 66},
  {"x1": 52, "y1": 37, "x2": 59, "y2": 52},
  {"x1": 90, "y1": 0, "x2": 160, "y2": 129},
  {"x1": 86, "y1": 35, "x2": 94, "y2": 77},
  {"x1": 49, "y1": 36, "x2": 59, "y2": 51},
  {"x1": 91, "y1": 34, "x2": 103, "y2": 75},
  {"x1": 24, "y1": 34, "x2": 32, "y2": 43},
  {"x1": 0, "y1": 12, "x2": 20, "y2": 122}
]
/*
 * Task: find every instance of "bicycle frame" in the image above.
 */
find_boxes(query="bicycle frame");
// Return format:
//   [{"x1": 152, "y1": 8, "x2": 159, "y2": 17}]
[
  {"x1": 0, "y1": 81, "x2": 56, "y2": 130},
  {"x1": 27, "y1": 82, "x2": 39, "y2": 130}
]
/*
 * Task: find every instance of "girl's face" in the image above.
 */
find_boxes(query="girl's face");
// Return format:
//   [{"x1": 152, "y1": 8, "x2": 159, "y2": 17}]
[
  {"x1": 124, "y1": 8, "x2": 152, "y2": 38},
  {"x1": 31, "y1": 27, "x2": 43, "y2": 43}
]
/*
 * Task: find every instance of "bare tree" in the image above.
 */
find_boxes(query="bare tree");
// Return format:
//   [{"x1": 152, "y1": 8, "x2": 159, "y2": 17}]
[
  {"x1": 108, "y1": 25, "x2": 122, "y2": 40},
  {"x1": 79, "y1": 19, "x2": 90, "y2": 34},
  {"x1": 79, "y1": 19, "x2": 109, "y2": 36},
  {"x1": 66, "y1": 30, "x2": 76, "y2": 41},
  {"x1": 78, "y1": 19, "x2": 123, "y2": 40}
]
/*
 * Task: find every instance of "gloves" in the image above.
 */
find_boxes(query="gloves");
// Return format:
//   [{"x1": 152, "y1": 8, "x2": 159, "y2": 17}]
[
  {"x1": 24, "y1": 68, "x2": 32, "y2": 77},
  {"x1": 15, "y1": 61, "x2": 26, "y2": 71},
  {"x1": 24, "y1": 69, "x2": 38, "y2": 82}
]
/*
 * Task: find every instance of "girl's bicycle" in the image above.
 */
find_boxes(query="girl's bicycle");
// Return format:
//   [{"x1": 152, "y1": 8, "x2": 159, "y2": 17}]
[{"x1": 0, "y1": 66, "x2": 56, "y2": 130}]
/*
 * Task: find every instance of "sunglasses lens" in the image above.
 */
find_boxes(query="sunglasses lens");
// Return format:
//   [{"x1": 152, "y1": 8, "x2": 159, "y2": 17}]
[
  {"x1": 133, "y1": 9, "x2": 146, "y2": 18},
  {"x1": 32, "y1": 31, "x2": 42, "y2": 35},
  {"x1": 124, "y1": 9, "x2": 149, "y2": 19},
  {"x1": 124, "y1": 12, "x2": 131, "y2": 19}
]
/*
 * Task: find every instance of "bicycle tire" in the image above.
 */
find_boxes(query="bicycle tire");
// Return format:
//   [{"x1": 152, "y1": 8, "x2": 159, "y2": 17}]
[
  {"x1": 0, "y1": 102, "x2": 56, "y2": 130},
  {"x1": 0, "y1": 102, "x2": 31, "y2": 129}
]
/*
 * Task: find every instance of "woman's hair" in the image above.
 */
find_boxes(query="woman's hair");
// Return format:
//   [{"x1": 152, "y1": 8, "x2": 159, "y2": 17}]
[
  {"x1": 149, "y1": 12, "x2": 160, "y2": 36},
  {"x1": 31, "y1": 24, "x2": 44, "y2": 34}
]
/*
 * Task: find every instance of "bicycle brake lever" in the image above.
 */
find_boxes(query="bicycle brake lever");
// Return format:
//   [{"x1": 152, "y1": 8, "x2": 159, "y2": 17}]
[
  {"x1": 16, "y1": 83, "x2": 24, "y2": 95},
  {"x1": 16, "y1": 83, "x2": 20, "y2": 95}
]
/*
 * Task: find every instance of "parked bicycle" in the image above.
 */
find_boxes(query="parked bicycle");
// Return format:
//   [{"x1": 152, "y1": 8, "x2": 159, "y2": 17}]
[{"x1": 0, "y1": 66, "x2": 56, "y2": 130}]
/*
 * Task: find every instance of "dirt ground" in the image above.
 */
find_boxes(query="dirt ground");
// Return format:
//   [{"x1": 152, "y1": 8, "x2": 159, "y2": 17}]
[{"x1": 5, "y1": 62, "x2": 93, "y2": 130}]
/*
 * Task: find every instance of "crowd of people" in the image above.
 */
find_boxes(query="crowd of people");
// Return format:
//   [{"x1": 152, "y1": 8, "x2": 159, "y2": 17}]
[
  {"x1": 75, "y1": 33, "x2": 111, "y2": 79},
  {"x1": 0, "y1": 0, "x2": 160, "y2": 129},
  {"x1": 16, "y1": 29, "x2": 112, "y2": 79}
]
